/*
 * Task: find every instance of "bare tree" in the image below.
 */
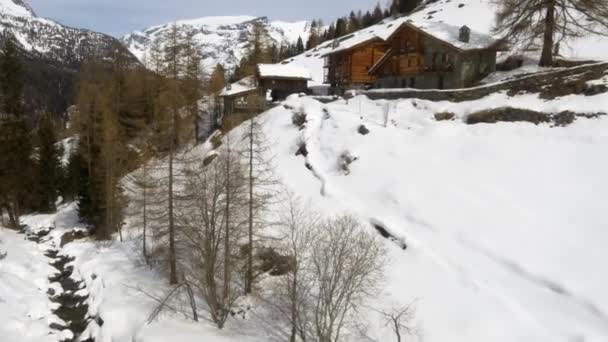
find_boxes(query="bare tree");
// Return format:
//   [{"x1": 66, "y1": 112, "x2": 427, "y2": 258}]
[
  {"x1": 240, "y1": 107, "x2": 279, "y2": 294},
  {"x1": 493, "y1": 0, "x2": 608, "y2": 66},
  {"x1": 310, "y1": 216, "x2": 386, "y2": 342},
  {"x1": 258, "y1": 194, "x2": 318, "y2": 342},
  {"x1": 377, "y1": 302, "x2": 417, "y2": 342},
  {"x1": 179, "y1": 137, "x2": 247, "y2": 329}
]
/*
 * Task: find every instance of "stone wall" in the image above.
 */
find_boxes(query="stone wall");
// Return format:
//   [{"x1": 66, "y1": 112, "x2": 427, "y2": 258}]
[{"x1": 358, "y1": 62, "x2": 608, "y2": 102}]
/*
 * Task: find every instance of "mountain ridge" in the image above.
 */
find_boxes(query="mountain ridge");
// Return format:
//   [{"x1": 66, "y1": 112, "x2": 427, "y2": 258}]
[{"x1": 122, "y1": 15, "x2": 312, "y2": 72}]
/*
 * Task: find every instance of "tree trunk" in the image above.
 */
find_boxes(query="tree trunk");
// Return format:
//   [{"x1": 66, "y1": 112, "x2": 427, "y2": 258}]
[
  {"x1": 143, "y1": 163, "x2": 148, "y2": 263},
  {"x1": 222, "y1": 136, "x2": 232, "y2": 326},
  {"x1": 168, "y1": 109, "x2": 178, "y2": 285},
  {"x1": 290, "y1": 265, "x2": 298, "y2": 342},
  {"x1": 539, "y1": 0, "x2": 556, "y2": 67},
  {"x1": 246, "y1": 118, "x2": 254, "y2": 295}
]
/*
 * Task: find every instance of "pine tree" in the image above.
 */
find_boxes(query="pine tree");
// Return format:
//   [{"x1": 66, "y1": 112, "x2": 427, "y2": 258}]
[
  {"x1": 34, "y1": 113, "x2": 63, "y2": 212},
  {"x1": 372, "y1": 3, "x2": 384, "y2": 24},
  {"x1": 335, "y1": 18, "x2": 348, "y2": 38},
  {"x1": 62, "y1": 149, "x2": 81, "y2": 202},
  {"x1": 295, "y1": 36, "x2": 305, "y2": 54}
]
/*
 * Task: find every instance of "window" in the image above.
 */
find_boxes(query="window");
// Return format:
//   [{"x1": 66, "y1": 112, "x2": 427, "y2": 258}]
[
  {"x1": 410, "y1": 77, "x2": 416, "y2": 88},
  {"x1": 401, "y1": 79, "x2": 407, "y2": 88}
]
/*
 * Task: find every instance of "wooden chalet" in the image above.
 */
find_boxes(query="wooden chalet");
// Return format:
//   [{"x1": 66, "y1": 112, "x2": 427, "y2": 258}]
[
  {"x1": 323, "y1": 19, "x2": 499, "y2": 90},
  {"x1": 219, "y1": 63, "x2": 311, "y2": 118}
]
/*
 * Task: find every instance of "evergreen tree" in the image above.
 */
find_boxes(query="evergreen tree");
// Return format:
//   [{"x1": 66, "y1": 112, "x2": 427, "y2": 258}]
[
  {"x1": 348, "y1": 11, "x2": 360, "y2": 33},
  {"x1": 0, "y1": 36, "x2": 33, "y2": 229},
  {"x1": 296, "y1": 36, "x2": 305, "y2": 54},
  {"x1": 62, "y1": 149, "x2": 81, "y2": 202},
  {"x1": 400, "y1": 0, "x2": 422, "y2": 14},
  {"x1": 335, "y1": 18, "x2": 348, "y2": 38},
  {"x1": 0, "y1": 36, "x2": 24, "y2": 118},
  {"x1": 372, "y1": 3, "x2": 384, "y2": 24},
  {"x1": 34, "y1": 113, "x2": 63, "y2": 212}
]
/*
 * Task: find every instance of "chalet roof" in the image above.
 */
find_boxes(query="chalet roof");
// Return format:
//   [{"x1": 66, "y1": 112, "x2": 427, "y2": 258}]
[
  {"x1": 219, "y1": 76, "x2": 257, "y2": 97},
  {"x1": 322, "y1": 18, "x2": 497, "y2": 56},
  {"x1": 257, "y1": 63, "x2": 312, "y2": 80}
]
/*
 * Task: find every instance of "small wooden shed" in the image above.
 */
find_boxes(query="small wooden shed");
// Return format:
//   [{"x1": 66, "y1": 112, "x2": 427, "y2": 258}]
[
  {"x1": 256, "y1": 63, "x2": 312, "y2": 101},
  {"x1": 219, "y1": 63, "x2": 312, "y2": 119}
]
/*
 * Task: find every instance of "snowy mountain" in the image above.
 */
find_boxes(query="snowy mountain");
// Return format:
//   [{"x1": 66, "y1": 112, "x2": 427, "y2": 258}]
[
  {"x1": 122, "y1": 16, "x2": 311, "y2": 72},
  {"x1": 0, "y1": 0, "x2": 139, "y2": 116},
  {"x1": 0, "y1": 0, "x2": 137, "y2": 68}
]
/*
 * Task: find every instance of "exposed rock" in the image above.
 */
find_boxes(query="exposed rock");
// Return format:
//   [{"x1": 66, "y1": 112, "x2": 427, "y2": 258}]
[
  {"x1": 466, "y1": 107, "x2": 551, "y2": 125},
  {"x1": 465, "y1": 107, "x2": 605, "y2": 126},
  {"x1": 60, "y1": 230, "x2": 88, "y2": 248},
  {"x1": 434, "y1": 112, "x2": 456, "y2": 121},
  {"x1": 358, "y1": 124, "x2": 370, "y2": 135}
]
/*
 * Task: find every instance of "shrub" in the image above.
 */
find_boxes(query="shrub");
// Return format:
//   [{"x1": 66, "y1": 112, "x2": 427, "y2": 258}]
[
  {"x1": 338, "y1": 151, "x2": 358, "y2": 175},
  {"x1": 292, "y1": 111, "x2": 307, "y2": 128}
]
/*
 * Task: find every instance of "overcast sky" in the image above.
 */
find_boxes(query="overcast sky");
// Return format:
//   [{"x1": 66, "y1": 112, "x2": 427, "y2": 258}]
[{"x1": 28, "y1": 0, "x2": 382, "y2": 37}]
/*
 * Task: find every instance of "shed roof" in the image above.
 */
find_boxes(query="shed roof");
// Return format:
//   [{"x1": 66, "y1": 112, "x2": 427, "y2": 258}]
[
  {"x1": 257, "y1": 63, "x2": 312, "y2": 80},
  {"x1": 219, "y1": 76, "x2": 257, "y2": 97}
]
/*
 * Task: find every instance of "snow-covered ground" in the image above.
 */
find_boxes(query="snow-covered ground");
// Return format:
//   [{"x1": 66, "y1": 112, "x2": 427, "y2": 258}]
[
  {"x1": 2, "y1": 72, "x2": 608, "y2": 342},
  {"x1": 0, "y1": 228, "x2": 57, "y2": 342},
  {"x1": 251, "y1": 88, "x2": 608, "y2": 342}
]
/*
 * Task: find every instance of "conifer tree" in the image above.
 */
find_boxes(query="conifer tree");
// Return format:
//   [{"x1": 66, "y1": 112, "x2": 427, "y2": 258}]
[
  {"x1": 372, "y1": 3, "x2": 384, "y2": 24},
  {"x1": 295, "y1": 37, "x2": 305, "y2": 54},
  {"x1": 34, "y1": 113, "x2": 63, "y2": 212}
]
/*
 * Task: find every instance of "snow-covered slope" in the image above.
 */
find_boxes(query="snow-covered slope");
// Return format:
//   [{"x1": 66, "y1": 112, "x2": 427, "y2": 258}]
[
  {"x1": 0, "y1": 228, "x2": 58, "y2": 342},
  {"x1": 0, "y1": 0, "x2": 137, "y2": 68},
  {"x1": 250, "y1": 87, "x2": 608, "y2": 341},
  {"x1": 282, "y1": 0, "x2": 608, "y2": 87},
  {"x1": 122, "y1": 16, "x2": 311, "y2": 72}
]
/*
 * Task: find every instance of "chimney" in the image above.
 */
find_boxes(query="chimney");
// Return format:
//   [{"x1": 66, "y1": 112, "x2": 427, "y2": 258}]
[{"x1": 459, "y1": 25, "x2": 471, "y2": 43}]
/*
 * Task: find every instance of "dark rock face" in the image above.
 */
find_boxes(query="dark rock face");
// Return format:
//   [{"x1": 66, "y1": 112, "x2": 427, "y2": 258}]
[
  {"x1": 465, "y1": 107, "x2": 606, "y2": 126},
  {"x1": 434, "y1": 112, "x2": 456, "y2": 121},
  {"x1": 466, "y1": 108, "x2": 551, "y2": 125}
]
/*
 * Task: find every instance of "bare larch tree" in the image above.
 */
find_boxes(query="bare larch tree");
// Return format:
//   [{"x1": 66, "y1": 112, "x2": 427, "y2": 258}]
[{"x1": 493, "y1": 0, "x2": 608, "y2": 66}]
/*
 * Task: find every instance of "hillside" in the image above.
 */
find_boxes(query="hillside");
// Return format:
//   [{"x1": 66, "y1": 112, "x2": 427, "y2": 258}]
[
  {"x1": 122, "y1": 16, "x2": 311, "y2": 72},
  {"x1": 3, "y1": 66, "x2": 606, "y2": 342},
  {"x1": 282, "y1": 0, "x2": 608, "y2": 88},
  {"x1": 0, "y1": 0, "x2": 139, "y2": 116}
]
